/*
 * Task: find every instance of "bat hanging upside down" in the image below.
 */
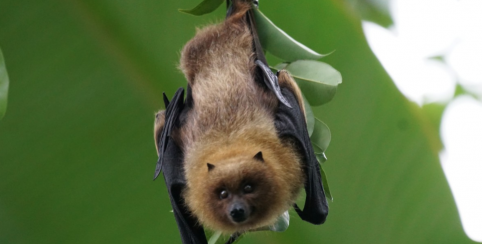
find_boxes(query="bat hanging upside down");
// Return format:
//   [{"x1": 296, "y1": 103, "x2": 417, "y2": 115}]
[{"x1": 153, "y1": 1, "x2": 328, "y2": 243}]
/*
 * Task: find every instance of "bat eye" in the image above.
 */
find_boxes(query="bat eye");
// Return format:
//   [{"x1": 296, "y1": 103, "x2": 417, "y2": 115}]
[
  {"x1": 220, "y1": 190, "x2": 229, "y2": 200},
  {"x1": 243, "y1": 184, "x2": 253, "y2": 194}
]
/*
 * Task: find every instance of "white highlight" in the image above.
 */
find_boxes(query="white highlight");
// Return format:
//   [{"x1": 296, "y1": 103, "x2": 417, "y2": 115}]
[
  {"x1": 363, "y1": 0, "x2": 482, "y2": 241},
  {"x1": 363, "y1": 21, "x2": 456, "y2": 104},
  {"x1": 441, "y1": 97, "x2": 482, "y2": 242}
]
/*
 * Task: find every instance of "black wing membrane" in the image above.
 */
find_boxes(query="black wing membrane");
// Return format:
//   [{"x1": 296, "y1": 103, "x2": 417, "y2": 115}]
[
  {"x1": 255, "y1": 60, "x2": 292, "y2": 108},
  {"x1": 247, "y1": 4, "x2": 329, "y2": 225},
  {"x1": 246, "y1": 7, "x2": 292, "y2": 108},
  {"x1": 255, "y1": 62, "x2": 329, "y2": 224},
  {"x1": 154, "y1": 88, "x2": 208, "y2": 244},
  {"x1": 154, "y1": 88, "x2": 184, "y2": 180},
  {"x1": 274, "y1": 88, "x2": 329, "y2": 225},
  {"x1": 255, "y1": 61, "x2": 329, "y2": 224}
]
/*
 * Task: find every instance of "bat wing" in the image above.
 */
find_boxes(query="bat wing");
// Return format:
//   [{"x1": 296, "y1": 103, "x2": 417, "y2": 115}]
[
  {"x1": 274, "y1": 87, "x2": 329, "y2": 225},
  {"x1": 154, "y1": 88, "x2": 208, "y2": 244},
  {"x1": 256, "y1": 62, "x2": 329, "y2": 225},
  {"x1": 247, "y1": 8, "x2": 329, "y2": 226}
]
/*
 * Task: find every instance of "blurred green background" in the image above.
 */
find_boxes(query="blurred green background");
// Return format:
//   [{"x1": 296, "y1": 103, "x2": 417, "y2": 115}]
[{"x1": 0, "y1": 0, "x2": 476, "y2": 243}]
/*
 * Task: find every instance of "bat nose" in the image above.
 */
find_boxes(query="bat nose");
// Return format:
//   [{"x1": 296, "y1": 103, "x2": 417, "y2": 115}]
[{"x1": 230, "y1": 205, "x2": 247, "y2": 223}]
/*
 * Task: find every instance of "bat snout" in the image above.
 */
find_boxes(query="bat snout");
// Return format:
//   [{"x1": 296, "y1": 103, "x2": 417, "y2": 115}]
[{"x1": 229, "y1": 201, "x2": 249, "y2": 223}]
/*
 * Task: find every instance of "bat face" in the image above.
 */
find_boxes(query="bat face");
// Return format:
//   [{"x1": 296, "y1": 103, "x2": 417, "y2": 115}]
[
  {"x1": 211, "y1": 162, "x2": 272, "y2": 224},
  {"x1": 185, "y1": 151, "x2": 284, "y2": 233}
]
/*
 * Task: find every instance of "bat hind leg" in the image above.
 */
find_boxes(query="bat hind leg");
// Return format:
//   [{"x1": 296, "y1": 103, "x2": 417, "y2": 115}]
[{"x1": 277, "y1": 70, "x2": 306, "y2": 116}]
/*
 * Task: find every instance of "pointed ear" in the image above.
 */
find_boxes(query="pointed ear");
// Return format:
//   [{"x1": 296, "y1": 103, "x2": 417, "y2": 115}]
[
  {"x1": 253, "y1": 151, "x2": 264, "y2": 162},
  {"x1": 207, "y1": 163, "x2": 215, "y2": 172}
]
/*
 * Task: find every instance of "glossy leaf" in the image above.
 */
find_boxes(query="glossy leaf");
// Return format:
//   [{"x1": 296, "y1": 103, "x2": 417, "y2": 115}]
[
  {"x1": 208, "y1": 231, "x2": 222, "y2": 244},
  {"x1": 179, "y1": 0, "x2": 224, "y2": 16},
  {"x1": 273, "y1": 62, "x2": 288, "y2": 71},
  {"x1": 346, "y1": 0, "x2": 393, "y2": 28},
  {"x1": 320, "y1": 166, "x2": 333, "y2": 201},
  {"x1": 316, "y1": 152, "x2": 328, "y2": 164},
  {"x1": 0, "y1": 47, "x2": 9, "y2": 120},
  {"x1": 310, "y1": 118, "x2": 332, "y2": 156},
  {"x1": 232, "y1": 235, "x2": 244, "y2": 244},
  {"x1": 421, "y1": 102, "x2": 446, "y2": 151},
  {"x1": 303, "y1": 95, "x2": 315, "y2": 136},
  {"x1": 253, "y1": 8, "x2": 324, "y2": 62},
  {"x1": 269, "y1": 211, "x2": 290, "y2": 232},
  {"x1": 285, "y1": 60, "x2": 342, "y2": 106}
]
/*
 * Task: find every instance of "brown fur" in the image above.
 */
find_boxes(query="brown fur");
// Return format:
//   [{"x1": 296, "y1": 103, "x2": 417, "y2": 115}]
[
  {"x1": 154, "y1": 0, "x2": 306, "y2": 234},
  {"x1": 154, "y1": 110, "x2": 165, "y2": 155}
]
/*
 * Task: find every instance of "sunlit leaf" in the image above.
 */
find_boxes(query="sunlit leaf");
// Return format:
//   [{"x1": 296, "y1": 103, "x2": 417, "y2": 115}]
[
  {"x1": 231, "y1": 235, "x2": 244, "y2": 244},
  {"x1": 316, "y1": 152, "x2": 328, "y2": 164},
  {"x1": 0, "y1": 47, "x2": 9, "y2": 120},
  {"x1": 269, "y1": 211, "x2": 290, "y2": 232},
  {"x1": 310, "y1": 118, "x2": 331, "y2": 156},
  {"x1": 253, "y1": 8, "x2": 324, "y2": 62},
  {"x1": 303, "y1": 95, "x2": 315, "y2": 136},
  {"x1": 421, "y1": 102, "x2": 446, "y2": 151},
  {"x1": 274, "y1": 63, "x2": 288, "y2": 70},
  {"x1": 179, "y1": 0, "x2": 224, "y2": 16},
  {"x1": 208, "y1": 231, "x2": 222, "y2": 244},
  {"x1": 320, "y1": 166, "x2": 333, "y2": 201},
  {"x1": 453, "y1": 84, "x2": 480, "y2": 100},
  {"x1": 285, "y1": 60, "x2": 342, "y2": 106},
  {"x1": 346, "y1": 0, "x2": 393, "y2": 28}
]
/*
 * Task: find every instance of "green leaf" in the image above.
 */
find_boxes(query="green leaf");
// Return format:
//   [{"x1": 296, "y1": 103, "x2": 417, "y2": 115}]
[
  {"x1": 346, "y1": 0, "x2": 393, "y2": 28},
  {"x1": 453, "y1": 83, "x2": 480, "y2": 100},
  {"x1": 253, "y1": 8, "x2": 324, "y2": 62},
  {"x1": 316, "y1": 152, "x2": 328, "y2": 164},
  {"x1": 179, "y1": 0, "x2": 224, "y2": 16},
  {"x1": 208, "y1": 231, "x2": 222, "y2": 244},
  {"x1": 285, "y1": 60, "x2": 342, "y2": 106},
  {"x1": 303, "y1": 95, "x2": 315, "y2": 136},
  {"x1": 269, "y1": 211, "x2": 290, "y2": 232},
  {"x1": 320, "y1": 166, "x2": 333, "y2": 201},
  {"x1": 311, "y1": 118, "x2": 331, "y2": 155},
  {"x1": 231, "y1": 235, "x2": 244, "y2": 244},
  {"x1": 421, "y1": 102, "x2": 446, "y2": 151},
  {"x1": 0, "y1": 47, "x2": 9, "y2": 120},
  {"x1": 273, "y1": 62, "x2": 288, "y2": 70}
]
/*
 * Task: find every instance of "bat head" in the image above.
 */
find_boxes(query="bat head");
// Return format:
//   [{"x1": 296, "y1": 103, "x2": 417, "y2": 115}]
[{"x1": 185, "y1": 150, "x2": 288, "y2": 233}]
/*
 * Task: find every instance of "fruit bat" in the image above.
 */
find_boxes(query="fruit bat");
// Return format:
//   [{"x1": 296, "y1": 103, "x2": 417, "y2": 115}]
[{"x1": 153, "y1": 1, "x2": 328, "y2": 243}]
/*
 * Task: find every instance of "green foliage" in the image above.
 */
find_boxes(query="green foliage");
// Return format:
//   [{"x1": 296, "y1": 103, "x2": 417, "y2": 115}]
[
  {"x1": 179, "y1": 0, "x2": 224, "y2": 16},
  {"x1": 0, "y1": 0, "x2": 474, "y2": 244},
  {"x1": 269, "y1": 211, "x2": 290, "y2": 232},
  {"x1": 253, "y1": 8, "x2": 325, "y2": 62},
  {"x1": 310, "y1": 118, "x2": 331, "y2": 157},
  {"x1": 303, "y1": 95, "x2": 315, "y2": 136},
  {"x1": 284, "y1": 60, "x2": 342, "y2": 106},
  {"x1": 250, "y1": 5, "x2": 341, "y2": 207},
  {"x1": 320, "y1": 166, "x2": 333, "y2": 201},
  {"x1": 346, "y1": 0, "x2": 393, "y2": 27},
  {"x1": 0, "y1": 47, "x2": 9, "y2": 120},
  {"x1": 208, "y1": 231, "x2": 223, "y2": 244}
]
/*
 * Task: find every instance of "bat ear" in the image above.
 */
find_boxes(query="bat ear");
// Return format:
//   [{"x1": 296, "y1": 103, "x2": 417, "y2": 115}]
[
  {"x1": 207, "y1": 163, "x2": 216, "y2": 171},
  {"x1": 253, "y1": 151, "x2": 264, "y2": 162}
]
